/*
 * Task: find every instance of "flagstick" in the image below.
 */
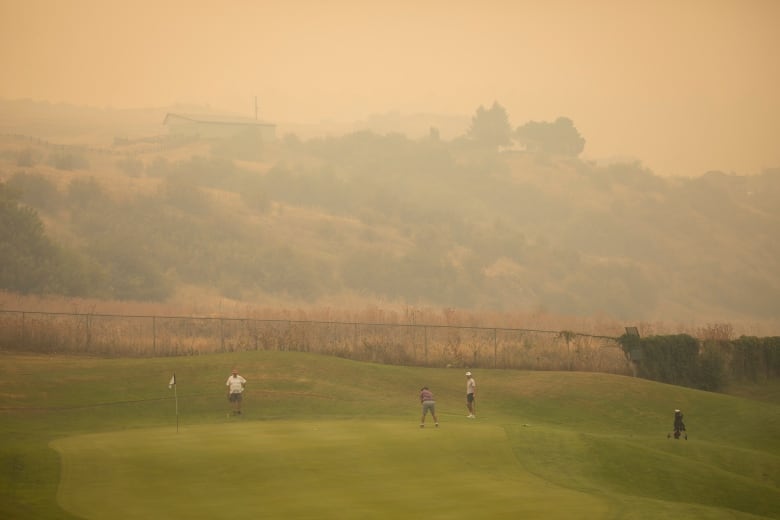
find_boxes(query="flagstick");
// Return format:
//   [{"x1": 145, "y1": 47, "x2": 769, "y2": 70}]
[
  {"x1": 174, "y1": 382, "x2": 179, "y2": 433},
  {"x1": 169, "y1": 373, "x2": 179, "y2": 433}
]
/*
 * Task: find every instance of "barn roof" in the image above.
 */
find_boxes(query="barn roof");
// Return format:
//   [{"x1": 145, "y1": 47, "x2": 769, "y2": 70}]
[{"x1": 163, "y1": 113, "x2": 275, "y2": 127}]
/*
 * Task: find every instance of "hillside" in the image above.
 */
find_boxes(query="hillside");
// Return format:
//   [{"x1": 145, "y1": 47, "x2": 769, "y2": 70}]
[{"x1": 1, "y1": 100, "x2": 779, "y2": 332}]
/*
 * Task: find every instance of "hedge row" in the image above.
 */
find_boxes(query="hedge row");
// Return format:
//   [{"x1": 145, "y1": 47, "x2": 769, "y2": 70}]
[{"x1": 618, "y1": 334, "x2": 780, "y2": 391}]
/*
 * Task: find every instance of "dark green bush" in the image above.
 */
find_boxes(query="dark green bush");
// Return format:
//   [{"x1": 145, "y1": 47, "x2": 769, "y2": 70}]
[
  {"x1": 619, "y1": 333, "x2": 778, "y2": 391},
  {"x1": 637, "y1": 334, "x2": 699, "y2": 387},
  {"x1": 696, "y1": 341, "x2": 728, "y2": 391},
  {"x1": 730, "y1": 336, "x2": 780, "y2": 380}
]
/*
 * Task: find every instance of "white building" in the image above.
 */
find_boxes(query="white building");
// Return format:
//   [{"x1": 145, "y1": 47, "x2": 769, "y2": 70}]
[{"x1": 163, "y1": 113, "x2": 276, "y2": 142}]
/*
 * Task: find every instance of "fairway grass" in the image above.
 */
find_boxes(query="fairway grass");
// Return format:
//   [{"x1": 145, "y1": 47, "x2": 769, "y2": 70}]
[{"x1": 2, "y1": 350, "x2": 780, "y2": 519}]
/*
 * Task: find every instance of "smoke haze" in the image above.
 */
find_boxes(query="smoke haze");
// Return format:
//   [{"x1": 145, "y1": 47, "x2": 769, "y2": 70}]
[{"x1": 1, "y1": 0, "x2": 779, "y2": 176}]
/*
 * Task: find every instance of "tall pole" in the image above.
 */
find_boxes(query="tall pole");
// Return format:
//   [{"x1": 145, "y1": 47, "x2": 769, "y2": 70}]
[
  {"x1": 169, "y1": 373, "x2": 179, "y2": 433},
  {"x1": 174, "y1": 383, "x2": 179, "y2": 433}
]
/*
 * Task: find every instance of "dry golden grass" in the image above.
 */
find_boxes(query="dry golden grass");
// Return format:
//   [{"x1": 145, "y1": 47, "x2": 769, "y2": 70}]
[
  {"x1": 2, "y1": 290, "x2": 777, "y2": 339},
  {"x1": 2, "y1": 290, "x2": 776, "y2": 382},
  {"x1": 0, "y1": 292, "x2": 631, "y2": 374}
]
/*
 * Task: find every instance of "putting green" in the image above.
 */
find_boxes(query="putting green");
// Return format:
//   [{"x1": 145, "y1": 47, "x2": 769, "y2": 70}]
[{"x1": 52, "y1": 419, "x2": 609, "y2": 519}]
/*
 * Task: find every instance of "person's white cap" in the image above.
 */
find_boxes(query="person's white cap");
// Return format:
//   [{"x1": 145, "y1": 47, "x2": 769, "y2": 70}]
[
  {"x1": 674, "y1": 409, "x2": 680, "y2": 412},
  {"x1": 466, "y1": 371, "x2": 472, "y2": 376}
]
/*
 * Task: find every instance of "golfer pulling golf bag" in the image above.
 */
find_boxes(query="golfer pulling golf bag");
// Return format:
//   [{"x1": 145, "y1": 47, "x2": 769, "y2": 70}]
[{"x1": 668, "y1": 409, "x2": 687, "y2": 440}]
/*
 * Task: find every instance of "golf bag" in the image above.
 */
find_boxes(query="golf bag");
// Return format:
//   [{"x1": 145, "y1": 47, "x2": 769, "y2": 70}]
[{"x1": 668, "y1": 409, "x2": 687, "y2": 440}]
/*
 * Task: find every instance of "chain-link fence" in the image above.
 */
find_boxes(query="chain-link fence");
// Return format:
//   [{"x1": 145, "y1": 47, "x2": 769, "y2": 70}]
[{"x1": 0, "y1": 309, "x2": 629, "y2": 374}]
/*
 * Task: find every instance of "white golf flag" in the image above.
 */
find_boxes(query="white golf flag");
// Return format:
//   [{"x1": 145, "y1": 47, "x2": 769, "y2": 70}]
[{"x1": 168, "y1": 373, "x2": 176, "y2": 388}]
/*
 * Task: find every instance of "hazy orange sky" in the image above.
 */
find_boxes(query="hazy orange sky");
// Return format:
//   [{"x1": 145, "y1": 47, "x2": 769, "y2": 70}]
[{"x1": 1, "y1": 0, "x2": 778, "y2": 176}]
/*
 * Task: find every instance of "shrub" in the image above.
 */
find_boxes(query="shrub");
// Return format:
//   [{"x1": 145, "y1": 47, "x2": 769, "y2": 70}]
[
  {"x1": 47, "y1": 149, "x2": 89, "y2": 170},
  {"x1": 6, "y1": 171, "x2": 61, "y2": 211},
  {"x1": 14, "y1": 147, "x2": 43, "y2": 167},
  {"x1": 116, "y1": 156, "x2": 144, "y2": 177},
  {"x1": 697, "y1": 341, "x2": 728, "y2": 391}
]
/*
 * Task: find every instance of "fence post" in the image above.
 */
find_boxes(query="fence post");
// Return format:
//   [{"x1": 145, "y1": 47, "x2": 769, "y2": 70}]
[
  {"x1": 493, "y1": 328, "x2": 498, "y2": 368},
  {"x1": 559, "y1": 331, "x2": 576, "y2": 371},
  {"x1": 21, "y1": 312, "x2": 25, "y2": 349},
  {"x1": 152, "y1": 316, "x2": 157, "y2": 354},
  {"x1": 220, "y1": 318, "x2": 225, "y2": 351},
  {"x1": 85, "y1": 314, "x2": 91, "y2": 351},
  {"x1": 424, "y1": 326, "x2": 428, "y2": 365}
]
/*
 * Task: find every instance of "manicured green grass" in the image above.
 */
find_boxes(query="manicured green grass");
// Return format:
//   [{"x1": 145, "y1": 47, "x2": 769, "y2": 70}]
[
  {"x1": 52, "y1": 420, "x2": 609, "y2": 520},
  {"x1": 1, "y1": 350, "x2": 779, "y2": 519}
]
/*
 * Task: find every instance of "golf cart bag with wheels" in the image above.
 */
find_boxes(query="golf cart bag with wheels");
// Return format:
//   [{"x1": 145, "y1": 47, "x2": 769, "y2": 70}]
[{"x1": 668, "y1": 409, "x2": 687, "y2": 440}]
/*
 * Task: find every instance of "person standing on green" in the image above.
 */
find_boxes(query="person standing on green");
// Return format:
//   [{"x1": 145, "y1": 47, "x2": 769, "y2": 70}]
[
  {"x1": 419, "y1": 386, "x2": 439, "y2": 428},
  {"x1": 226, "y1": 368, "x2": 247, "y2": 415},
  {"x1": 466, "y1": 371, "x2": 476, "y2": 418}
]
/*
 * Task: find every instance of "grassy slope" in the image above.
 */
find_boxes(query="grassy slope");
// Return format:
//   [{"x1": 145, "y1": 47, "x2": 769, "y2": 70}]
[
  {"x1": 4, "y1": 130, "x2": 780, "y2": 332},
  {"x1": 1, "y1": 350, "x2": 778, "y2": 519}
]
